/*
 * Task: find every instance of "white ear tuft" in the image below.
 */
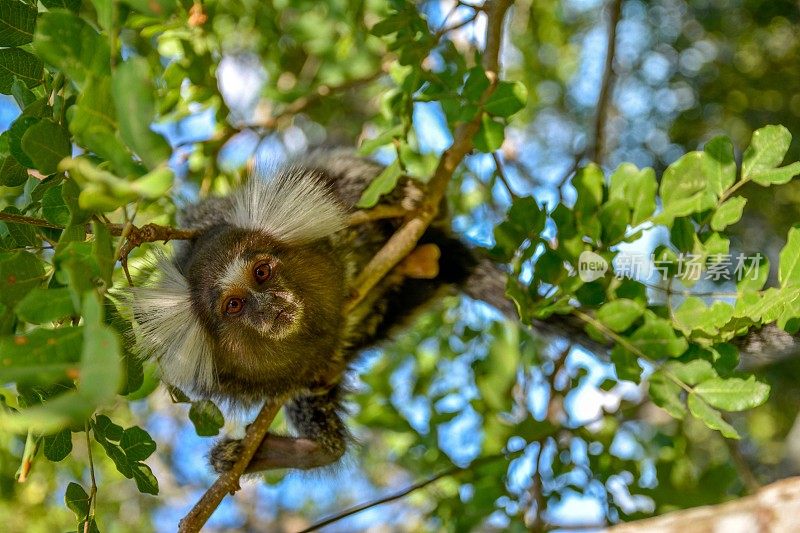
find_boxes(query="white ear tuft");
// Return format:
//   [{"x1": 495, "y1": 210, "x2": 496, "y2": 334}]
[
  {"x1": 128, "y1": 252, "x2": 216, "y2": 395},
  {"x1": 229, "y1": 166, "x2": 346, "y2": 244}
]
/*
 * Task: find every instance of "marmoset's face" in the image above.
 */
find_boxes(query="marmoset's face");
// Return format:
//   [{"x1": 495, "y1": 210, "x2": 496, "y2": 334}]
[{"x1": 184, "y1": 226, "x2": 346, "y2": 351}]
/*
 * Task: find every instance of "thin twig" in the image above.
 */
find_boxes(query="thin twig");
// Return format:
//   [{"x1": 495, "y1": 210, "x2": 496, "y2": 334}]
[
  {"x1": 589, "y1": 0, "x2": 622, "y2": 163},
  {"x1": 433, "y1": 11, "x2": 479, "y2": 40},
  {"x1": 0, "y1": 211, "x2": 64, "y2": 230},
  {"x1": 492, "y1": 151, "x2": 518, "y2": 200},
  {"x1": 249, "y1": 69, "x2": 386, "y2": 130},
  {"x1": 85, "y1": 420, "x2": 97, "y2": 533},
  {"x1": 177, "y1": 401, "x2": 282, "y2": 532},
  {"x1": 299, "y1": 451, "x2": 518, "y2": 533},
  {"x1": 720, "y1": 417, "x2": 761, "y2": 494}
]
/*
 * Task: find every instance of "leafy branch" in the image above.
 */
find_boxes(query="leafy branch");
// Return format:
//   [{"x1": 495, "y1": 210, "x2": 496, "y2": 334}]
[{"x1": 346, "y1": 0, "x2": 514, "y2": 311}]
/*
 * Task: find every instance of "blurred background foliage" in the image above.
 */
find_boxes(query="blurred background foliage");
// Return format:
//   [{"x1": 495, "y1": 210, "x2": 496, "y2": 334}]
[{"x1": 2, "y1": 0, "x2": 800, "y2": 531}]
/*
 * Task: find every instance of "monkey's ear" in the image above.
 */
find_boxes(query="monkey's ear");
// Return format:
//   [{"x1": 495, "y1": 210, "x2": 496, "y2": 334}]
[
  {"x1": 228, "y1": 166, "x2": 346, "y2": 244},
  {"x1": 125, "y1": 251, "x2": 217, "y2": 395}
]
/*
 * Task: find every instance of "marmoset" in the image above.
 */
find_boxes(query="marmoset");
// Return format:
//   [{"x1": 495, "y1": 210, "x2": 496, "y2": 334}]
[{"x1": 130, "y1": 149, "x2": 507, "y2": 473}]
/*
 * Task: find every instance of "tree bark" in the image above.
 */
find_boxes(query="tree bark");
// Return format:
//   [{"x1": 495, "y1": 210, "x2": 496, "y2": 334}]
[{"x1": 610, "y1": 476, "x2": 800, "y2": 532}]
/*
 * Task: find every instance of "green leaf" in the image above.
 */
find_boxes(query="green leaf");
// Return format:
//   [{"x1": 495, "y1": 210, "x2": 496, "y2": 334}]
[
  {"x1": 120, "y1": 426, "x2": 156, "y2": 461},
  {"x1": 8, "y1": 114, "x2": 38, "y2": 167},
  {"x1": 92, "y1": 221, "x2": 114, "y2": 287},
  {"x1": 599, "y1": 198, "x2": 629, "y2": 244},
  {"x1": 358, "y1": 124, "x2": 404, "y2": 155},
  {"x1": 665, "y1": 359, "x2": 716, "y2": 386},
  {"x1": 750, "y1": 162, "x2": 800, "y2": 186},
  {"x1": 742, "y1": 125, "x2": 791, "y2": 180},
  {"x1": 0, "y1": 48, "x2": 42, "y2": 93},
  {"x1": 69, "y1": 75, "x2": 140, "y2": 177},
  {"x1": 703, "y1": 136, "x2": 736, "y2": 196},
  {"x1": 0, "y1": 326, "x2": 82, "y2": 383},
  {"x1": 188, "y1": 400, "x2": 225, "y2": 436},
  {"x1": 41, "y1": 185, "x2": 71, "y2": 226},
  {"x1": 355, "y1": 159, "x2": 403, "y2": 208},
  {"x1": 493, "y1": 196, "x2": 545, "y2": 258},
  {"x1": 0, "y1": 0, "x2": 37, "y2": 47},
  {"x1": 54, "y1": 241, "x2": 100, "y2": 307},
  {"x1": 0, "y1": 154, "x2": 27, "y2": 186},
  {"x1": 473, "y1": 113, "x2": 505, "y2": 153},
  {"x1": 657, "y1": 151, "x2": 714, "y2": 224},
  {"x1": 573, "y1": 164, "x2": 604, "y2": 222},
  {"x1": 16, "y1": 287, "x2": 76, "y2": 323},
  {"x1": 687, "y1": 392, "x2": 739, "y2": 438},
  {"x1": 89, "y1": 0, "x2": 112, "y2": 31},
  {"x1": 21, "y1": 119, "x2": 71, "y2": 175},
  {"x1": 630, "y1": 315, "x2": 688, "y2": 358},
  {"x1": 111, "y1": 57, "x2": 171, "y2": 169},
  {"x1": 608, "y1": 164, "x2": 657, "y2": 225},
  {"x1": 131, "y1": 461, "x2": 159, "y2": 494},
  {"x1": 93, "y1": 414, "x2": 123, "y2": 442},
  {"x1": 93, "y1": 416, "x2": 134, "y2": 478},
  {"x1": 596, "y1": 299, "x2": 644, "y2": 333},
  {"x1": 41, "y1": 0, "x2": 81, "y2": 12},
  {"x1": 672, "y1": 297, "x2": 733, "y2": 336},
  {"x1": 33, "y1": 11, "x2": 110, "y2": 87},
  {"x1": 0, "y1": 250, "x2": 45, "y2": 307},
  {"x1": 0, "y1": 390, "x2": 94, "y2": 433},
  {"x1": 1, "y1": 206, "x2": 36, "y2": 246},
  {"x1": 693, "y1": 376, "x2": 770, "y2": 411},
  {"x1": 64, "y1": 482, "x2": 90, "y2": 519},
  {"x1": 610, "y1": 345, "x2": 641, "y2": 382},
  {"x1": 79, "y1": 293, "x2": 122, "y2": 402},
  {"x1": 43, "y1": 428, "x2": 73, "y2": 461},
  {"x1": 483, "y1": 81, "x2": 527, "y2": 117},
  {"x1": 710, "y1": 196, "x2": 746, "y2": 231},
  {"x1": 131, "y1": 166, "x2": 174, "y2": 198},
  {"x1": 62, "y1": 176, "x2": 91, "y2": 225},
  {"x1": 10, "y1": 77, "x2": 35, "y2": 108},
  {"x1": 101, "y1": 440, "x2": 133, "y2": 477},
  {"x1": 462, "y1": 66, "x2": 489, "y2": 102},
  {"x1": 474, "y1": 322, "x2": 520, "y2": 411},
  {"x1": 649, "y1": 370, "x2": 686, "y2": 419},
  {"x1": 779, "y1": 226, "x2": 800, "y2": 288}
]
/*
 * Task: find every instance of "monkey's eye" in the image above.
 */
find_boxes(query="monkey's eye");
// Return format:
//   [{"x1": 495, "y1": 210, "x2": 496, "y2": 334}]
[
  {"x1": 253, "y1": 261, "x2": 272, "y2": 283},
  {"x1": 223, "y1": 297, "x2": 244, "y2": 316}
]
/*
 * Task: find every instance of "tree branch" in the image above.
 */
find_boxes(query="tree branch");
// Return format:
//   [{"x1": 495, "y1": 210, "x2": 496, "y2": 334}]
[
  {"x1": 177, "y1": 400, "x2": 282, "y2": 533},
  {"x1": 589, "y1": 0, "x2": 622, "y2": 163},
  {"x1": 0, "y1": 206, "x2": 410, "y2": 261},
  {"x1": 346, "y1": 0, "x2": 514, "y2": 312},
  {"x1": 610, "y1": 476, "x2": 800, "y2": 532}
]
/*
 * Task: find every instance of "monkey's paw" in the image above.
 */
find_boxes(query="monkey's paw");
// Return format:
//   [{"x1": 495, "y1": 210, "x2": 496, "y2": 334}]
[{"x1": 209, "y1": 437, "x2": 242, "y2": 474}]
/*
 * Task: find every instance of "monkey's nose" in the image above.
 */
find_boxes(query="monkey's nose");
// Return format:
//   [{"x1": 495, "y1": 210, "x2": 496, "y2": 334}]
[{"x1": 252, "y1": 291, "x2": 276, "y2": 307}]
